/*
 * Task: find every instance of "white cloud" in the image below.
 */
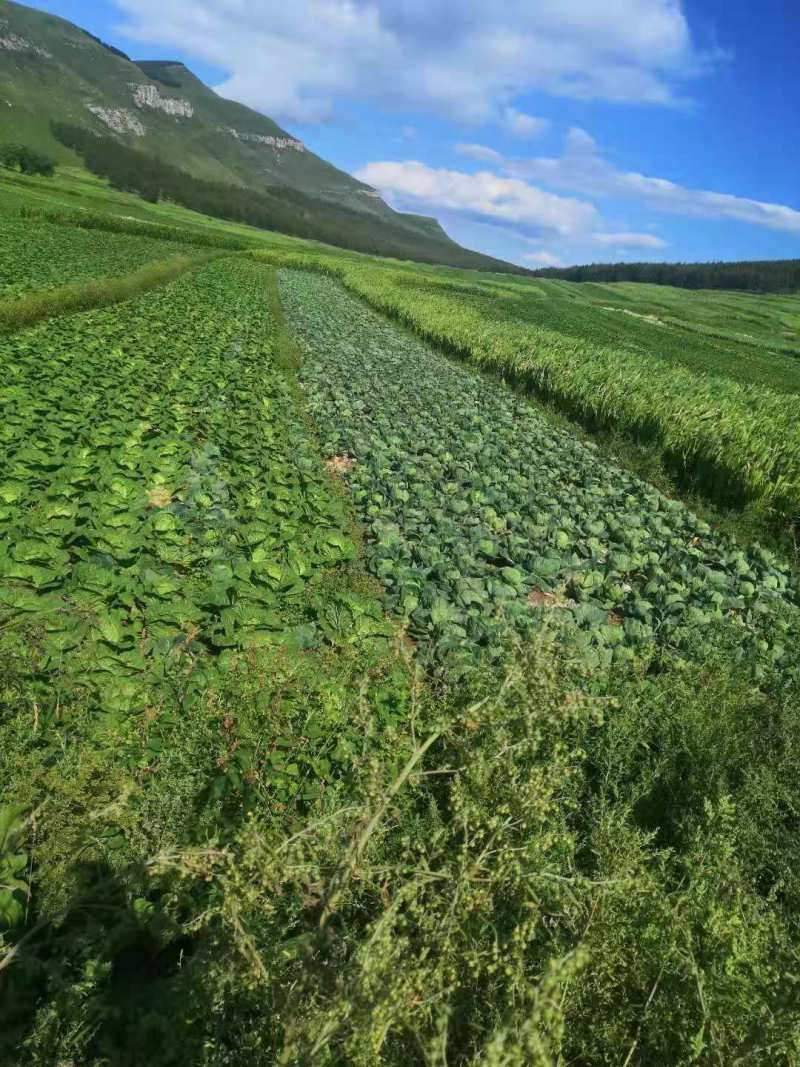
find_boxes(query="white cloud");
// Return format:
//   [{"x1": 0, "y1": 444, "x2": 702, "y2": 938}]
[
  {"x1": 591, "y1": 232, "x2": 667, "y2": 248},
  {"x1": 456, "y1": 143, "x2": 505, "y2": 164},
  {"x1": 523, "y1": 250, "x2": 564, "y2": 266},
  {"x1": 511, "y1": 128, "x2": 800, "y2": 234},
  {"x1": 354, "y1": 160, "x2": 598, "y2": 236},
  {"x1": 114, "y1": 0, "x2": 712, "y2": 125},
  {"x1": 502, "y1": 108, "x2": 550, "y2": 139}
]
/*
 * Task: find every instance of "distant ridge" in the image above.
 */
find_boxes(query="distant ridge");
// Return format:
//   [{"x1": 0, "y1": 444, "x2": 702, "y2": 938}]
[{"x1": 531, "y1": 258, "x2": 800, "y2": 294}]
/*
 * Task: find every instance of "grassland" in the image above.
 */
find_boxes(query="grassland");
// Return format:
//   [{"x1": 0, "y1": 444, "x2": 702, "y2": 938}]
[{"x1": 3, "y1": 167, "x2": 800, "y2": 1065}]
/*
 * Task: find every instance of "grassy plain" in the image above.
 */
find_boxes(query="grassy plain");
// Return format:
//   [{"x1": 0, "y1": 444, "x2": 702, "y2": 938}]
[{"x1": 2, "y1": 166, "x2": 800, "y2": 1064}]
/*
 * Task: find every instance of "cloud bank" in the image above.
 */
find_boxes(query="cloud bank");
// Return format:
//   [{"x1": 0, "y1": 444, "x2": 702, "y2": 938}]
[
  {"x1": 114, "y1": 0, "x2": 710, "y2": 124},
  {"x1": 355, "y1": 160, "x2": 598, "y2": 236},
  {"x1": 511, "y1": 128, "x2": 800, "y2": 234}
]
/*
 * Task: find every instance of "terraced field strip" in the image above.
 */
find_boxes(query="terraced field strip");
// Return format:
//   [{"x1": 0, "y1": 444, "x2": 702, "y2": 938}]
[
  {"x1": 279, "y1": 269, "x2": 799, "y2": 677},
  {"x1": 0, "y1": 259, "x2": 394, "y2": 728},
  {"x1": 0, "y1": 214, "x2": 196, "y2": 298},
  {"x1": 0, "y1": 251, "x2": 222, "y2": 334}
]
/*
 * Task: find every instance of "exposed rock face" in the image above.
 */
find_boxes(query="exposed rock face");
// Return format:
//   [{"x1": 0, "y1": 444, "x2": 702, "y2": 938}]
[
  {"x1": 87, "y1": 104, "x2": 145, "y2": 136},
  {"x1": 0, "y1": 32, "x2": 52, "y2": 58},
  {"x1": 220, "y1": 125, "x2": 306, "y2": 152},
  {"x1": 131, "y1": 84, "x2": 193, "y2": 118},
  {"x1": 360, "y1": 189, "x2": 383, "y2": 200}
]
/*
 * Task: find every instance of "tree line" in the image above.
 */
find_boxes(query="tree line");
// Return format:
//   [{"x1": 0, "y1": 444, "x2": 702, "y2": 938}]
[
  {"x1": 50, "y1": 122, "x2": 521, "y2": 273},
  {"x1": 532, "y1": 258, "x2": 800, "y2": 294},
  {"x1": 0, "y1": 143, "x2": 55, "y2": 178}
]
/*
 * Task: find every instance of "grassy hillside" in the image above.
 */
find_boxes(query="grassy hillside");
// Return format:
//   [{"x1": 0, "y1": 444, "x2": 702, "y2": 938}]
[{"x1": 0, "y1": 0, "x2": 374, "y2": 206}]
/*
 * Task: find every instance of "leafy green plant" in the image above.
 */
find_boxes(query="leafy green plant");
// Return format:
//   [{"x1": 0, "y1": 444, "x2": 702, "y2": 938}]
[
  {"x1": 0, "y1": 213, "x2": 197, "y2": 301},
  {"x1": 0, "y1": 805, "x2": 29, "y2": 931},
  {"x1": 0, "y1": 259, "x2": 387, "y2": 712},
  {"x1": 20, "y1": 206, "x2": 252, "y2": 252}
]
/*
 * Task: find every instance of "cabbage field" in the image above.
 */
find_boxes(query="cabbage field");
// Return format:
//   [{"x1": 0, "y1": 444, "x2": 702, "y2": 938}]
[
  {"x1": 259, "y1": 249, "x2": 800, "y2": 520},
  {"x1": 0, "y1": 259, "x2": 383, "y2": 715},
  {"x1": 280, "y1": 269, "x2": 800, "y2": 675}
]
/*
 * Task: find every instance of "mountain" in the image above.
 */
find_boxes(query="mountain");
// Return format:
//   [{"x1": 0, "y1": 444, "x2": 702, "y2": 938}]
[{"x1": 0, "y1": 0, "x2": 520, "y2": 271}]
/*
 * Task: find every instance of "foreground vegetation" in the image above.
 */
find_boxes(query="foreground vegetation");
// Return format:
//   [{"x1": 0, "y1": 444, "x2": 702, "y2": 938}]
[
  {"x1": 2, "y1": 174, "x2": 800, "y2": 1064},
  {"x1": 4, "y1": 625, "x2": 800, "y2": 1064}
]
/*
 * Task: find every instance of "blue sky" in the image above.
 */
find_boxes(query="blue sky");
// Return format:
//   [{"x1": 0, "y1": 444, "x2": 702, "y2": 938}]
[{"x1": 23, "y1": 0, "x2": 800, "y2": 267}]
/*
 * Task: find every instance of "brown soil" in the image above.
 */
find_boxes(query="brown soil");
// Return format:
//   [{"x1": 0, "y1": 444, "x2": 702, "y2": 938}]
[
  {"x1": 147, "y1": 486, "x2": 172, "y2": 508},
  {"x1": 527, "y1": 588, "x2": 574, "y2": 609},
  {"x1": 325, "y1": 455, "x2": 357, "y2": 477}
]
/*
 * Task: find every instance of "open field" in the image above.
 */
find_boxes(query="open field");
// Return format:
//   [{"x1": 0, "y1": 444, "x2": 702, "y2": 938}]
[
  {"x1": 11, "y1": 170, "x2": 797, "y2": 520},
  {"x1": 3, "y1": 169, "x2": 800, "y2": 1064}
]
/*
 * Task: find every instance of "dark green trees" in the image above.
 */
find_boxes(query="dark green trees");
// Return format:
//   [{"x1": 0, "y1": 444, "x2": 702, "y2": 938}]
[{"x1": 0, "y1": 144, "x2": 55, "y2": 178}]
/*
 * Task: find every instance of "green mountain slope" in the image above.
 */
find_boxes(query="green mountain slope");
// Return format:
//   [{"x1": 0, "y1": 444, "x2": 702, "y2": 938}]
[{"x1": 0, "y1": 0, "x2": 516, "y2": 270}]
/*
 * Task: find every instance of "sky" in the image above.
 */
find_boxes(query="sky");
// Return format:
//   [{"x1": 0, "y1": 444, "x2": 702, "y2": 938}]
[{"x1": 22, "y1": 0, "x2": 800, "y2": 267}]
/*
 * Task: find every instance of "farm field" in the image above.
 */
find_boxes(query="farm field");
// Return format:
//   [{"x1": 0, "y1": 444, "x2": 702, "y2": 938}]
[
  {"x1": 0, "y1": 213, "x2": 194, "y2": 298},
  {"x1": 2, "y1": 178, "x2": 800, "y2": 1065},
  {"x1": 260, "y1": 249, "x2": 800, "y2": 520},
  {"x1": 280, "y1": 269, "x2": 798, "y2": 676},
  {"x1": 456, "y1": 273, "x2": 800, "y2": 393}
]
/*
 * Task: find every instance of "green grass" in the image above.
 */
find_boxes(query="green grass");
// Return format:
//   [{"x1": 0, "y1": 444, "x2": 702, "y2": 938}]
[
  {"x1": 443, "y1": 274, "x2": 800, "y2": 394},
  {"x1": 5, "y1": 631, "x2": 800, "y2": 1064}
]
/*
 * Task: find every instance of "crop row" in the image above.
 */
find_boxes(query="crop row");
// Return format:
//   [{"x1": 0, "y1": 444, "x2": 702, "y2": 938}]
[
  {"x1": 0, "y1": 214, "x2": 193, "y2": 299},
  {"x1": 279, "y1": 269, "x2": 799, "y2": 675},
  {"x1": 20, "y1": 208, "x2": 253, "y2": 253},
  {"x1": 0, "y1": 259, "x2": 387, "y2": 713},
  {"x1": 260, "y1": 250, "x2": 800, "y2": 519}
]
